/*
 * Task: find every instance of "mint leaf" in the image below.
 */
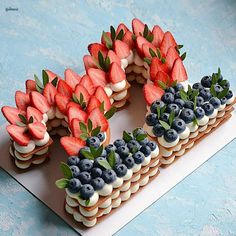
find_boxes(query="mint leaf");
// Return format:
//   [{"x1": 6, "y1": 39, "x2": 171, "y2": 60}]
[
  {"x1": 105, "y1": 106, "x2": 117, "y2": 119},
  {"x1": 34, "y1": 74, "x2": 43, "y2": 89},
  {"x1": 88, "y1": 119, "x2": 93, "y2": 132},
  {"x1": 18, "y1": 114, "x2": 27, "y2": 124},
  {"x1": 90, "y1": 146, "x2": 97, "y2": 157},
  {"x1": 116, "y1": 29, "x2": 124, "y2": 40},
  {"x1": 156, "y1": 48, "x2": 162, "y2": 60},
  {"x1": 55, "y1": 178, "x2": 69, "y2": 189},
  {"x1": 161, "y1": 57, "x2": 166, "y2": 64},
  {"x1": 81, "y1": 150, "x2": 94, "y2": 160},
  {"x1": 159, "y1": 120, "x2": 170, "y2": 130},
  {"x1": 210, "y1": 85, "x2": 217, "y2": 97},
  {"x1": 160, "y1": 105, "x2": 166, "y2": 116},
  {"x1": 180, "y1": 52, "x2": 186, "y2": 61},
  {"x1": 79, "y1": 122, "x2": 88, "y2": 134},
  {"x1": 97, "y1": 159, "x2": 112, "y2": 170},
  {"x1": 80, "y1": 133, "x2": 88, "y2": 141},
  {"x1": 28, "y1": 116, "x2": 34, "y2": 124},
  {"x1": 143, "y1": 24, "x2": 149, "y2": 38},
  {"x1": 136, "y1": 133, "x2": 147, "y2": 142},
  {"x1": 98, "y1": 51, "x2": 105, "y2": 70},
  {"x1": 85, "y1": 199, "x2": 90, "y2": 206},
  {"x1": 217, "y1": 88, "x2": 229, "y2": 99},
  {"x1": 177, "y1": 44, "x2": 183, "y2": 49},
  {"x1": 143, "y1": 57, "x2": 151, "y2": 65},
  {"x1": 51, "y1": 77, "x2": 58, "y2": 87},
  {"x1": 171, "y1": 80, "x2": 177, "y2": 87},
  {"x1": 110, "y1": 26, "x2": 116, "y2": 41},
  {"x1": 158, "y1": 80, "x2": 167, "y2": 90},
  {"x1": 72, "y1": 93, "x2": 79, "y2": 104},
  {"x1": 123, "y1": 131, "x2": 133, "y2": 143},
  {"x1": 107, "y1": 150, "x2": 116, "y2": 168},
  {"x1": 99, "y1": 101, "x2": 105, "y2": 113},
  {"x1": 146, "y1": 33, "x2": 154, "y2": 43},
  {"x1": 168, "y1": 110, "x2": 175, "y2": 126},
  {"x1": 193, "y1": 117, "x2": 198, "y2": 126},
  {"x1": 179, "y1": 89, "x2": 188, "y2": 101},
  {"x1": 102, "y1": 31, "x2": 113, "y2": 49},
  {"x1": 95, "y1": 145, "x2": 103, "y2": 158},
  {"x1": 42, "y1": 70, "x2": 49, "y2": 86},
  {"x1": 194, "y1": 95, "x2": 197, "y2": 111},
  {"x1": 149, "y1": 48, "x2": 157, "y2": 58},
  {"x1": 60, "y1": 162, "x2": 73, "y2": 179},
  {"x1": 157, "y1": 106, "x2": 161, "y2": 119},
  {"x1": 91, "y1": 126, "x2": 101, "y2": 136}
]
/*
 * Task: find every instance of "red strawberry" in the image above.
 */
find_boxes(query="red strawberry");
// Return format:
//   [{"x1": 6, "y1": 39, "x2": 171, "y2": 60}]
[
  {"x1": 142, "y1": 43, "x2": 157, "y2": 58},
  {"x1": 71, "y1": 118, "x2": 84, "y2": 138},
  {"x1": 116, "y1": 23, "x2": 129, "y2": 35},
  {"x1": 43, "y1": 83, "x2": 57, "y2": 106},
  {"x1": 171, "y1": 58, "x2": 188, "y2": 82},
  {"x1": 6, "y1": 125, "x2": 30, "y2": 146},
  {"x1": 94, "y1": 86, "x2": 111, "y2": 111},
  {"x1": 160, "y1": 31, "x2": 177, "y2": 57},
  {"x1": 108, "y1": 62, "x2": 125, "y2": 84},
  {"x1": 107, "y1": 50, "x2": 121, "y2": 66},
  {"x1": 114, "y1": 40, "x2": 130, "y2": 59},
  {"x1": 87, "y1": 68, "x2": 107, "y2": 87},
  {"x1": 15, "y1": 91, "x2": 30, "y2": 111},
  {"x1": 150, "y1": 57, "x2": 168, "y2": 81},
  {"x1": 83, "y1": 55, "x2": 98, "y2": 73},
  {"x1": 79, "y1": 75, "x2": 95, "y2": 95},
  {"x1": 101, "y1": 32, "x2": 111, "y2": 46},
  {"x1": 154, "y1": 71, "x2": 170, "y2": 87},
  {"x1": 65, "y1": 69, "x2": 81, "y2": 91},
  {"x1": 68, "y1": 106, "x2": 87, "y2": 125},
  {"x1": 87, "y1": 107, "x2": 108, "y2": 132},
  {"x1": 136, "y1": 36, "x2": 150, "y2": 57},
  {"x1": 152, "y1": 25, "x2": 164, "y2": 47},
  {"x1": 28, "y1": 122, "x2": 46, "y2": 139},
  {"x1": 55, "y1": 94, "x2": 70, "y2": 114},
  {"x1": 86, "y1": 96, "x2": 101, "y2": 113},
  {"x1": 26, "y1": 106, "x2": 43, "y2": 122},
  {"x1": 57, "y1": 80, "x2": 73, "y2": 98},
  {"x1": 88, "y1": 43, "x2": 108, "y2": 59},
  {"x1": 60, "y1": 136, "x2": 85, "y2": 156},
  {"x1": 132, "y1": 18, "x2": 145, "y2": 36},
  {"x1": 1, "y1": 106, "x2": 22, "y2": 125},
  {"x1": 166, "y1": 46, "x2": 180, "y2": 72},
  {"x1": 123, "y1": 31, "x2": 134, "y2": 49},
  {"x1": 30, "y1": 91, "x2": 50, "y2": 113},
  {"x1": 25, "y1": 80, "x2": 36, "y2": 93},
  {"x1": 45, "y1": 69, "x2": 59, "y2": 82},
  {"x1": 74, "y1": 84, "x2": 90, "y2": 104},
  {"x1": 143, "y1": 83, "x2": 164, "y2": 106}
]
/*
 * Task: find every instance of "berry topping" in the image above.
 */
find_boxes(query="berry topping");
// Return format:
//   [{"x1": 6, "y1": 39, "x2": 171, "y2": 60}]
[
  {"x1": 93, "y1": 157, "x2": 106, "y2": 169},
  {"x1": 6, "y1": 125, "x2": 30, "y2": 146},
  {"x1": 166, "y1": 103, "x2": 180, "y2": 116},
  {"x1": 127, "y1": 140, "x2": 141, "y2": 152},
  {"x1": 80, "y1": 184, "x2": 94, "y2": 200},
  {"x1": 91, "y1": 177, "x2": 105, "y2": 191},
  {"x1": 226, "y1": 90, "x2": 233, "y2": 99},
  {"x1": 147, "y1": 141, "x2": 157, "y2": 151},
  {"x1": 220, "y1": 97, "x2": 227, "y2": 105},
  {"x1": 192, "y1": 82, "x2": 203, "y2": 90},
  {"x1": 68, "y1": 178, "x2": 82, "y2": 193},
  {"x1": 78, "y1": 146, "x2": 90, "y2": 159},
  {"x1": 172, "y1": 118, "x2": 186, "y2": 133},
  {"x1": 116, "y1": 145, "x2": 130, "y2": 158},
  {"x1": 164, "y1": 129, "x2": 178, "y2": 142},
  {"x1": 196, "y1": 96, "x2": 204, "y2": 107},
  {"x1": 153, "y1": 123, "x2": 165, "y2": 137},
  {"x1": 150, "y1": 100, "x2": 165, "y2": 113},
  {"x1": 140, "y1": 145, "x2": 151, "y2": 157},
  {"x1": 139, "y1": 137, "x2": 149, "y2": 146},
  {"x1": 105, "y1": 144, "x2": 117, "y2": 154},
  {"x1": 201, "y1": 103, "x2": 214, "y2": 116},
  {"x1": 67, "y1": 156, "x2": 80, "y2": 166},
  {"x1": 213, "y1": 84, "x2": 223, "y2": 93},
  {"x1": 114, "y1": 139, "x2": 126, "y2": 148},
  {"x1": 174, "y1": 98, "x2": 185, "y2": 109},
  {"x1": 78, "y1": 171, "x2": 92, "y2": 184},
  {"x1": 184, "y1": 101, "x2": 194, "y2": 110},
  {"x1": 160, "y1": 113, "x2": 170, "y2": 123},
  {"x1": 194, "y1": 107, "x2": 205, "y2": 119},
  {"x1": 143, "y1": 83, "x2": 165, "y2": 106},
  {"x1": 97, "y1": 132, "x2": 105, "y2": 142},
  {"x1": 209, "y1": 97, "x2": 221, "y2": 109},
  {"x1": 28, "y1": 122, "x2": 46, "y2": 139},
  {"x1": 161, "y1": 92, "x2": 175, "y2": 104},
  {"x1": 91, "y1": 167, "x2": 103, "y2": 178},
  {"x1": 133, "y1": 151, "x2": 145, "y2": 164},
  {"x1": 60, "y1": 137, "x2": 85, "y2": 156},
  {"x1": 201, "y1": 76, "x2": 212, "y2": 88},
  {"x1": 114, "y1": 164, "x2": 128, "y2": 177},
  {"x1": 180, "y1": 108, "x2": 195, "y2": 124},
  {"x1": 199, "y1": 88, "x2": 212, "y2": 101},
  {"x1": 222, "y1": 80, "x2": 230, "y2": 89},
  {"x1": 123, "y1": 156, "x2": 135, "y2": 169},
  {"x1": 78, "y1": 159, "x2": 93, "y2": 172},
  {"x1": 102, "y1": 169, "x2": 117, "y2": 184},
  {"x1": 86, "y1": 136, "x2": 100, "y2": 148},
  {"x1": 165, "y1": 87, "x2": 175, "y2": 94},
  {"x1": 174, "y1": 83, "x2": 184, "y2": 92},
  {"x1": 145, "y1": 113, "x2": 158, "y2": 126},
  {"x1": 70, "y1": 165, "x2": 80, "y2": 178}
]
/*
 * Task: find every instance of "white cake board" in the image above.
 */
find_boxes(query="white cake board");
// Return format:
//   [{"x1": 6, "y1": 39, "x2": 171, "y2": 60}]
[{"x1": 0, "y1": 85, "x2": 236, "y2": 236}]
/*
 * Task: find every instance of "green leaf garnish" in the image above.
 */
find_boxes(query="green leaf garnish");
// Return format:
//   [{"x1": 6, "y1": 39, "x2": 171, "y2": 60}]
[
  {"x1": 110, "y1": 26, "x2": 116, "y2": 41},
  {"x1": 157, "y1": 106, "x2": 161, "y2": 119},
  {"x1": 42, "y1": 70, "x2": 49, "y2": 86},
  {"x1": 85, "y1": 199, "x2": 90, "y2": 206},
  {"x1": 16, "y1": 121, "x2": 27, "y2": 127},
  {"x1": 177, "y1": 45, "x2": 183, "y2": 49},
  {"x1": 60, "y1": 162, "x2": 73, "y2": 179},
  {"x1": 98, "y1": 51, "x2": 105, "y2": 69},
  {"x1": 18, "y1": 114, "x2": 27, "y2": 124},
  {"x1": 90, "y1": 146, "x2": 97, "y2": 157},
  {"x1": 55, "y1": 178, "x2": 69, "y2": 189},
  {"x1": 72, "y1": 93, "x2": 79, "y2": 104},
  {"x1": 97, "y1": 159, "x2": 112, "y2": 170},
  {"x1": 210, "y1": 85, "x2": 217, "y2": 97},
  {"x1": 79, "y1": 122, "x2": 88, "y2": 134},
  {"x1": 99, "y1": 101, "x2": 105, "y2": 113},
  {"x1": 171, "y1": 80, "x2": 177, "y2": 87},
  {"x1": 158, "y1": 80, "x2": 167, "y2": 90},
  {"x1": 136, "y1": 133, "x2": 147, "y2": 142},
  {"x1": 159, "y1": 120, "x2": 171, "y2": 130},
  {"x1": 104, "y1": 106, "x2": 117, "y2": 120},
  {"x1": 51, "y1": 77, "x2": 58, "y2": 87},
  {"x1": 34, "y1": 74, "x2": 44, "y2": 89},
  {"x1": 107, "y1": 150, "x2": 116, "y2": 168},
  {"x1": 116, "y1": 29, "x2": 124, "y2": 40},
  {"x1": 80, "y1": 149, "x2": 94, "y2": 160},
  {"x1": 160, "y1": 105, "x2": 166, "y2": 116},
  {"x1": 156, "y1": 48, "x2": 162, "y2": 60},
  {"x1": 146, "y1": 33, "x2": 154, "y2": 43},
  {"x1": 149, "y1": 48, "x2": 157, "y2": 58},
  {"x1": 217, "y1": 88, "x2": 229, "y2": 99},
  {"x1": 95, "y1": 145, "x2": 103, "y2": 158},
  {"x1": 88, "y1": 119, "x2": 93, "y2": 132},
  {"x1": 102, "y1": 31, "x2": 113, "y2": 49},
  {"x1": 168, "y1": 110, "x2": 175, "y2": 126},
  {"x1": 36, "y1": 84, "x2": 43, "y2": 93},
  {"x1": 180, "y1": 52, "x2": 186, "y2": 61},
  {"x1": 80, "y1": 133, "x2": 89, "y2": 141},
  {"x1": 193, "y1": 117, "x2": 198, "y2": 126},
  {"x1": 143, "y1": 24, "x2": 149, "y2": 38},
  {"x1": 193, "y1": 95, "x2": 197, "y2": 111},
  {"x1": 144, "y1": 57, "x2": 151, "y2": 65},
  {"x1": 161, "y1": 57, "x2": 166, "y2": 64},
  {"x1": 91, "y1": 126, "x2": 101, "y2": 136},
  {"x1": 123, "y1": 131, "x2": 133, "y2": 142},
  {"x1": 28, "y1": 116, "x2": 34, "y2": 124},
  {"x1": 179, "y1": 89, "x2": 188, "y2": 101}
]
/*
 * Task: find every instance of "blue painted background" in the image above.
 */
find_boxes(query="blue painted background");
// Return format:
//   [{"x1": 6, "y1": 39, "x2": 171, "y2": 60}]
[{"x1": 0, "y1": 0, "x2": 236, "y2": 235}]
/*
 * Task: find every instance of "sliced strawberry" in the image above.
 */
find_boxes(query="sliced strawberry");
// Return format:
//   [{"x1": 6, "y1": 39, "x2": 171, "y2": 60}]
[
  {"x1": 65, "y1": 69, "x2": 81, "y2": 91},
  {"x1": 154, "y1": 71, "x2": 170, "y2": 87},
  {"x1": 28, "y1": 122, "x2": 46, "y2": 139},
  {"x1": 86, "y1": 96, "x2": 101, "y2": 113},
  {"x1": 6, "y1": 125, "x2": 30, "y2": 146},
  {"x1": 88, "y1": 43, "x2": 108, "y2": 59},
  {"x1": 132, "y1": 18, "x2": 145, "y2": 36},
  {"x1": 160, "y1": 31, "x2": 177, "y2": 57},
  {"x1": 1, "y1": 106, "x2": 21, "y2": 125},
  {"x1": 60, "y1": 136, "x2": 85, "y2": 156},
  {"x1": 123, "y1": 31, "x2": 134, "y2": 49},
  {"x1": 87, "y1": 107, "x2": 108, "y2": 132},
  {"x1": 136, "y1": 36, "x2": 150, "y2": 57},
  {"x1": 107, "y1": 50, "x2": 121, "y2": 66},
  {"x1": 114, "y1": 40, "x2": 130, "y2": 59},
  {"x1": 67, "y1": 101, "x2": 82, "y2": 110},
  {"x1": 166, "y1": 46, "x2": 180, "y2": 72},
  {"x1": 26, "y1": 106, "x2": 43, "y2": 122},
  {"x1": 43, "y1": 83, "x2": 57, "y2": 105},
  {"x1": 25, "y1": 80, "x2": 36, "y2": 93},
  {"x1": 55, "y1": 94, "x2": 70, "y2": 114},
  {"x1": 101, "y1": 32, "x2": 111, "y2": 46},
  {"x1": 83, "y1": 55, "x2": 98, "y2": 73},
  {"x1": 150, "y1": 57, "x2": 168, "y2": 81},
  {"x1": 108, "y1": 62, "x2": 125, "y2": 84},
  {"x1": 142, "y1": 43, "x2": 157, "y2": 58},
  {"x1": 116, "y1": 23, "x2": 129, "y2": 35},
  {"x1": 30, "y1": 91, "x2": 50, "y2": 113},
  {"x1": 94, "y1": 86, "x2": 111, "y2": 111},
  {"x1": 75, "y1": 84, "x2": 90, "y2": 104},
  {"x1": 71, "y1": 118, "x2": 84, "y2": 138},
  {"x1": 45, "y1": 69, "x2": 62, "y2": 82},
  {"x1": 68, "y1": 106, "x2": 87, "y2": 125},
  {"x1": 88, "y1": 68, "x2": 107, "y2": 87},
  {"x1": 15, "y1": 91, "x2": 30, "y2": 111},
  {"x1": 171, "y1": 58, "x2": 188, "y2": 82},
  {"x1": 152, "y1": 25, "x2": 164, "y2": 47},
  {"x1": 57, "y1": 80, "x2": 73, "y2": 98},
  {"x1": 79, "y1": 75, "x2": 95, "y2": 95},
  {"x1": 143, "y1": 83, "x2": 164, "y2": 106}
]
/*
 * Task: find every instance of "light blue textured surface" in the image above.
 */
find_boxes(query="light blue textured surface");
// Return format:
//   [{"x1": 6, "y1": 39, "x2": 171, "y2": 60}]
[{"x1": 0, "y1": 0, "x2": 236, "y2": 235}]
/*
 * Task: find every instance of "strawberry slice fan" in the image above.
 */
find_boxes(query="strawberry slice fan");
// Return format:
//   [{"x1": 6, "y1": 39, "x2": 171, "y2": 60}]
[{"x1": 1, "y1": 18, "x2": 235, "y2": 227}]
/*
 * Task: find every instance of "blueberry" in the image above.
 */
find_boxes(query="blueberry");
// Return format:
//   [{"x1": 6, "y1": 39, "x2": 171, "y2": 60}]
[
  {"x1": 78, "y1": 171, "x2": 91, "y2": 184},
  {"x1": 184, "y1": 101, "x2": 194, "y2": 110},
  {"x1": 80, "y1": 184, "x2": 94, "y2": 200},
  {"x1": 78, "y1": 159, "x2": 93, "y2": 172},
  {"x1": 150, "y1": 100, "x2": 165, "y2": 113},
  {"x1": 133, "y1": 128, "x2": 146, "y2": 137},
  {"x1": 161, "y1": 92, "x2": 175, "y2": 104},
  {"x1": 123, "y1": 156, "x2": 135, "y2": 169},
  {"x1": 199, "y1": 88, "x2": 212, "y2": 101},
  {"x1": 153, "y1": 123, "x2": 165, "y2": 137},
  {"x1": 114, "y1": 164, "x2": 128, "y2": 177},
  {"x1": 140, "y1": 145, "x2": 151, "y2": 157},
  {"x1": 174, "y1": 98, "x2": 185, "y2": 109},
  {"x1": 114, "y1": 139, "x2": 126, "y2": 148},
  {"x1": 166, "y1": 104, "x2": 180, "y2": 116},
  {"x1": 102, "y1": 169, "x2": 117, "y2": 184},
  {"x1": 79, "y1": 146, "x2": 90, "y2": 159},
  {"x1": 97, "y1": 132, "x2": 105, "y2": 142},
  {"x1": 147, "y1": 141, "x2": 157, "y2": 151},
  {"x1": 202, "y1": 103, "x2": 214, "y2": 116},
  {"x1": 67, "y1": 156, "x2": 80, "y2": 166},
  {"x1": 196, "y1": 96, "x2": 204, "y2": 107},
  {"x1": 213, "y1": 84, "x2": 223, "y2": 93},
  {"x1": 212, "y1": 72, "x2": 223, "y2": 82},
  {"x1": 209, "y1": 97, "x2": 221, "y2": 109},
  {"x1": 160, "y1": 113, "x2": 169, "y2": 123},
  {"x1": 133, "y1": 151, "x2": 145, "y2": 164},
  {"x1": 201, "y1": 75, "x2": 212, "y2": 88},
  {"x1": 68, "y1": 178, "x2": 82, "y2": 193},
  {"x1": 86, "y1": 136, "x2": 100, "y2": 148},
  {"x1": 174, "y1": 91, "x2": 181, "y2": 99},
  {"x1": 91, "y1": 167, "x2": 102, "y2": 178},
  {"x1": 192, "y1": 82, "x2": 203, "y2": 90},
  {"x1": 112, "y1": 152, "x2": 122, "y2": 165},
  {"x1": 91, "y1": 177, "x2": 105, "y2": 191},
  {"x1": 116, "y1": 145, "x2": 130, "y2": 158},
  {"x1": 180, "y1": 108, "x2": 195, "y2": 124},
  {"x1": 139, "y1": 137, "x2": 149, "y2": 146},
  {"x1": 195, "y1": 107, "x2": 205, "y2": 119},
  {"x1": 226, "y1": 90, "x2": 233, "y2": 99},
  {"x1": 221, "y1": 80, "x2": 230, "y2": 89},
  {"x1": 220, "y1": 97, "x2": 227, "y2": 105},
  {"x1": 101, "y1": 149, "x2": 107, "y2": 157},
  {"x1": 70, "y1": 165, "x2": 80, "y2": 178},
  {"x1": 164, "y1": 129, "x2": 178, "y2": 142},
  {"x1": 105, "y1": 144, "x2": 116, "y2": 154},
  {"x1": 174, "y1": 83, "x2": 184, "y2": 92},
  {"x1": 165, "y1": 87, "x2": 175, "y2": 94},
  {"x1": 172, "y1": 118, "x2": 186, "y2": 133},
  {"x1": 127, "y1": 140, "x2": 140, "y2": 152},
  {"x1": 93, "y1": 157, "x2": 106, "y2": 169},
  {"x1": 145, "y1": 113, "x2": 158, "y2": 126}
]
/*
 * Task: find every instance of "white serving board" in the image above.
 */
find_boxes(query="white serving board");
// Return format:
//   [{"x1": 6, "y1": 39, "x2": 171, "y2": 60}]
[{"x1": 0, "y1": 85, "x2": 235, "y2": 236}]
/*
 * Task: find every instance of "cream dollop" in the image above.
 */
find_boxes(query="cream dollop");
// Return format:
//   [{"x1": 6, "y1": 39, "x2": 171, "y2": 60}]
[
  {"x1": 34, "y1": 132, "x2": 50, "y2": 146},
  {"x1": 121, "y1": 58, "x2": 128, "y2": 69},
  {"x1": 110, "y1": 80, "x2": 126, "y2": 92},
  {"x1": 186, "y1": 122, "x2": 198, "y2": 132},
  {"x1": 197, "y1": 115, "x2": 209, "y2": 126},
  {"x1": 126, "y1": 50, "x2": 134, "y2": 64},
  {"x1": 179, "y1": 127, "x2": 190, "y2": 139},
  {"x1": 151, "y1": 146, "x2": 159, "y2": 158},
  {"x1": 104, "y1": 86, "x2": 113, "y2": 97},
  {"x1": 158, "y1": 136, "x2": 179, "y2": 148},
  {"x1": 113, "y1": 90, "x2": 127, "y2": 101},
  {"x1": 208, "y1": 109, "x2": 218, "y2": 119},
  {"x1": 46, "y1": 107, "x2": 56, "y2": 120},
  {"x1": 14, "y1": 140, "x2": 35, "y2": 154},
  {"x1": 98, "y1": 184, "x2": 113, "y2": 196}
]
